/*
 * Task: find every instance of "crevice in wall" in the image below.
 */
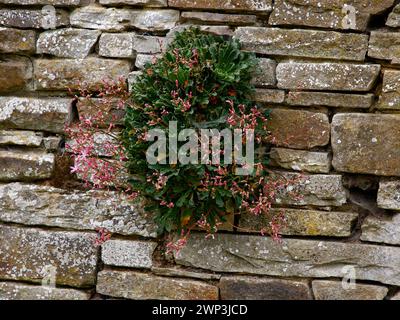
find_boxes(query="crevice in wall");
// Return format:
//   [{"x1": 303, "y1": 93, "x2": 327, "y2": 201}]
[{"x1": 385, "y1": 287, "x2": 400, "y2": 300}]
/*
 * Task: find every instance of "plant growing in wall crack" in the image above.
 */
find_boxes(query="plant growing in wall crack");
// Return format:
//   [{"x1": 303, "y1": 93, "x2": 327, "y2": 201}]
[{"x1": 66, "y1": 28, "x2": 300, "y2": 251}]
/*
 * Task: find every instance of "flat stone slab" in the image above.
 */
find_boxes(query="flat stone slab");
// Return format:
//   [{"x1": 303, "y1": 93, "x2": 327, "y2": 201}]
[
  {"x1": 37, "y1": 28, "x2": 101, "y2": 59},
  {"x1": 0, "y1": 130, "x2": 43, "y2": 147},
  {"x1": 270, "y1": 148, "x2": 331, "y2": 173},
  {"x1": 269, "y1": 0, "x2": 395, "y2": 31},
  {"x1": 286, "y1": 92, "x2": 373, "y2": 109},
  {"x1": 99, "y1": 0, "x2": 167, "y2": 6},
  {"x1": 167, "y1": 25, "x2": 234, "y2": 37},
  {"x1": 72, "y1": 6, "x2": 179, "y2": 32},
  {"x1": 0, "y1": 0, "x2": 83, "y2": 5},
  {"x1": 277, "y1": 62, "x2": 380, "y2": 91},
  {"x1": 273, "y1": 172, "x2": 347, "y2": 207},
  {"x1": 220, "y1": 276, "x2": 312, "y2": 300},
  {"x1": 252, "y1": 58, "x2": 276, "y2": 88},
  {"x1": 0, "y1": 282, "x2": 91, "y2": 300},
  {"x1": 377, "y1": 70, "x2": 400, "y2": 110},
  {"x1": 0, "y1": 27, "x2": 35, "y2": 53},
  {"x1": 0, "y1": 183, "x2": 158, "y2": 237},
  {"x1": 168, "y1": 0, "x2": 272, "y2": 13},
  {"x1": 0, "y1": 8, "x2": 69, "y2": 29},
  {"x1": 239, "y1": 208, "x2": 357, "y2": 237},
  {"x1": 70, "y1": 5, "x2": 134, "y2": 31},
  {"x1": 377, "y1": 179, "x2": 400, "y2": 211},
  {"x1": 253, "y1": 89, "x2": 285, "y2": 104},
  {"x1": 0, "y1": 150, "x2": 54, "y2": 181},
  {"x1": 135, "y1": 54, "x2": 157, "y2": 69},
  {"x1": 312, "y1": 280, "x2": 388, "y2": 300},
  {"x1": 361, "y1": 214, "x2": 400, "y2": 245},
  {"x1": 0, "y1": 97, "x2": 70, "y2": 133},
  {"x1": 387, "y1": 4, "x2": 400, "y2": 27},
  {"x1": 99, "y1": 33, "x2": 169, "y2": 58},
  {"x1": 97, "y1": 270, "x2": 219, "y2": 300},
  {"x1": 368, "y1": 31, "x2": 400, "y2": 64},
  {"x1": 234, "y1": 27, "x2": 368, "y2": 61},
  {"x1": 268, "y1": 109, "x2": 330, "y2": 150},
  {"x1": 131, "y1": 9, "x2": 179, "y2": 32},
  {"x1": 182, "y1": 12, "x2": 257, "y2": 25},
  {"x1": 77, "y1": 97, "x2": 125, "y2": 128},
  {"x1": 0, "y1": 57, "x2": 32, "y2": 92},
  {"x1": 0, "y1": 225, "x2": 98, "y2": 287},
  {"x1": 101, "y1": 240, "x2": 157, "y2": 268},
  {"x1": 151, "y1": 267, "x2": 221, "y2": 280},
  {"x1": 174, "y1": 233, "x2": 400, "y2": 286},
  {"x1": 34, "y1": 57, "x2": 132, "y2": 91},
  {"x1": 331, "y1": 113, "x2": 400, "y2": 177}
]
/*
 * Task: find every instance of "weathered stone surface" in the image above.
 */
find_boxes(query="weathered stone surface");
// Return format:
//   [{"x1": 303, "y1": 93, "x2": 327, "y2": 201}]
[
  {"x1": 269, "y1": 0, "x2": 395, "y2": 31},
  {"x1": 0, "y1": 9, "x2": 69, "y2": 29},
  {"x1": 252, "y1": 58, "x2": 276, "y2": 87},
  {"x1": 167, "y1": 24, "x2": 234, "y2": 37},
  {"x1": 276, "y1": 62, "x2": 380, "y2": 91},
  {"x1": 132, "y1": 34, "x2": 169, "y2": 53},
  {"x1": 0, "y1": 57, "x2": 32, "y2": 92},
  {"x1": 331, "y1": 113, "x2": 400, "y2": 176},
  {"x1": 43, "y1": 136, "x2": 61, "y2": 151},
  {"x1": 0, "y1": 0, "x2": 82, "y2": 5},
  {"x1": 0, "y1": 282, "x2": 90, "y2": 300},
  {"x1": 70, "y1": 5, "x2": 134, "y2": 31},
  {"x1": 0, "y1": 183, "x2": 158, "y2": 237},
  {"x1": 77, "y1": 98, "x2": 125, "y2": 127},
  {"x1": 151, "y1": 267, "x2": 221, "y2": 280},
  {"x1": 312, "y1": 280, "x2": 388, "y2": 300},
  {"x1": 0, "y1": 225, "x2": 98, "y2": 287},
  {"x1": 387, "y1": 4, "x2": 400, "y2": 27},
  {"x1": 273, "y1": 172, "x2": 347, "y2": 207},
  {"x1": 253, "y1": 89, "x2": 285, "y2": 104},
  {"x1": 37, "y1": 28, "x2": 101, "y2": 59},
  {"x1": 131, "y1": 10, "x2": 179, "y2": 31},
  {"x1": 34, "y1": 58, "x2": 132, "y2": 91},
  {"x1": 74, "y1": 157, "x2": 131, "y2": 187},
  {"x1": 268, "y1": 109, "x2": 330, "y2": 150},
  {"x1": 235, "y1": 27, "x2": 368, "y2": 61},
  {"x1": 174, "y1": 233, "x2": 400, "y2": 286},
  {"x1": 67, "y1": 131, "x2": 120, "y2": 157},
  {"x1": 127, "y1": 71, "x2": 142, "y2": 91},
  {"x1": 169, "y1": 0, "x2": 272, "y2": 12},
  {"x1": 377, "y1": 179, "x2": 400, "y2": 211},
  {"x1": 102, "y1": 240, "x2": 157, "y2": 268},
  {"x1": 182, "y1": 12, "x2": 257, "y2": 25},
  {"x1": 361, "y1": 214, "x2": 400, "y2": 245},
  {"x1": 0, "y1": 97, "x2": 70, "y2": 133},
  {"x1": 0, "y1": 130, "x2": 43, "y2": 147},
  {"x1": 97, "y1": 270, "x2": 219, "y2": 300},
  {"x1": 239, "y1": 208, "x2": 357, "y2": 237},
  {"x1": 135, "y1": 54, "x2": 158, "y2": 69},
  {"x1": 99, "y1": 0, "x2": 167, "y2": 6},
  {"x1": 286, "y1": 91, "x2": 373, "y2": 109},
  {"x1": 270, "y1": 148, "x2": 331, "y2": 173},
  {"x1": 378, "y1": 70, "x2": 400, "y2": 110},
  {"x1": 368, "y1": 32, "x2": 400, "y2": 64},
  {"x1": 220, "y1": 276, "x2": 312, "y2": 300},
  {"x1": 0, "y1": 27, "x2": 35, "y2": 53},
  {"x1": 0, "y1": 150, "x2": 54, "y2": 181},
  {"x1": 99, "y1": 33, "x2": 135, "y2": 58},
  {"x1": 99, "y1": 33, "x2": 169, "y2": 58}
]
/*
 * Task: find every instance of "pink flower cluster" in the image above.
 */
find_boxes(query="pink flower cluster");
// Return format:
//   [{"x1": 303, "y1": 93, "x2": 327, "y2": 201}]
[{"x1": 65, "y1": 78, "x2": 130, "y2": 191}]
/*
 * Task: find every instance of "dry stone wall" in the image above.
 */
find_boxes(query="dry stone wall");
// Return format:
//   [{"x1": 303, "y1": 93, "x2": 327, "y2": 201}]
[{"x1": 1, "y1": 0, "x2": 400, "y2": 300}]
